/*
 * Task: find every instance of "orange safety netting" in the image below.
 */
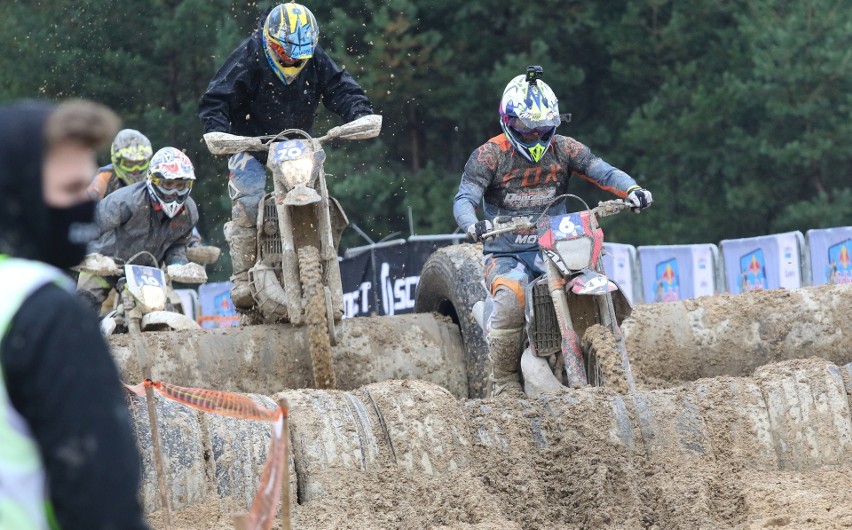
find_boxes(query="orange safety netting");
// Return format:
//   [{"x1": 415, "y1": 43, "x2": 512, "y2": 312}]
[
  {"x1": 125, "y1": 379, "x2": 289, "y2": 530},
  {"x1": 126, "y1": 379, "x2": 278, "y2": 422},
  {"x1": 241, "y1": 412, "x2": 287, "y2": 530}
]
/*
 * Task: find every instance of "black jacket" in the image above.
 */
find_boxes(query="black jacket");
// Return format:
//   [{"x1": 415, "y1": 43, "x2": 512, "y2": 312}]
[
  {"x1": 0, "y1": 102, "x2": 147, "y2": 530},
  {"x1": 198, "y1": 23, "x2": 373, "y2": 159}
]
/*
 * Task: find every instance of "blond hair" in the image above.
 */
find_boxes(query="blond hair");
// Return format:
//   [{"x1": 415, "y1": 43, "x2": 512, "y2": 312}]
[{"x1": 44, "y1": 99, "x2": 121, "y2": 150}]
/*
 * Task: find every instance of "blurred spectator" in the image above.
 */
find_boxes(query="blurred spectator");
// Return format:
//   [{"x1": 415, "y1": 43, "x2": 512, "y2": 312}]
[{"x1": 0, "y1": 99, "x2": 148, "y2": 529}]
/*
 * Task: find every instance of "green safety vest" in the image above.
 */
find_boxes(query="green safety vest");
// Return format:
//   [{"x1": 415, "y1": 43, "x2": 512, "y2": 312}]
[{"x1": 0, "y1": 255, "x2": 71, "y2": 530}]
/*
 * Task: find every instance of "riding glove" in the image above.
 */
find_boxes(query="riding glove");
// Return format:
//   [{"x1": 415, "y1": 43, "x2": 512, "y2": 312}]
[
  {"x1": 466, "y1": 220, "x2": 494, "y2": 242},
  {"x1": 626, "y1": 187, "x2": 654, "y2": 211}
]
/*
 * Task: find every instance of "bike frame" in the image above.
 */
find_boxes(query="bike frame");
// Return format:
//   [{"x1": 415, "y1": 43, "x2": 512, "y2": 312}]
[
  {"x1": 524, "y1": 205, "x2": 632, "y2": 387},
  {"x1": 257, "y1": 136, "x2": 344, "y2": 325}
]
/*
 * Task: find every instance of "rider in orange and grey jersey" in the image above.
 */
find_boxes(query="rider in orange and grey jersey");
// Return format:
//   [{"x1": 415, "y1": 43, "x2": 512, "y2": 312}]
[{"x1": 453, "y1": 67, "x2": 653, "y2": 397}]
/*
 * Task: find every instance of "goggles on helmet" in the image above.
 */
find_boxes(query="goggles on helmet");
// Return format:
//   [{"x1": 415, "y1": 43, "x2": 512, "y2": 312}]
[
  {"x1": 117, "y1": 158, "x2": 150, "y2": 174},
  {"x1": 508, "y1": 117, "x2": 555, "y2": 143},
  {"x1": 267, "y1": 40, "x2": 303, "y2": 67},
  {"x1": 150, "y1": 174, "x2": 193, "y2": 197}
]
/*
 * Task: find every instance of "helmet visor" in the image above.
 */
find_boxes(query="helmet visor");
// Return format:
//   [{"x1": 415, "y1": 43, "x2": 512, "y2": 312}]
[
  {"x1": 151, "y1": 174, "x2": 193, "y2": 201},
  {"x1": 268, "y1": 40, "x2": 304, "y2": 67},
  {"x1": 508, "y1": 117, "x2": 555, "y2": 144}
]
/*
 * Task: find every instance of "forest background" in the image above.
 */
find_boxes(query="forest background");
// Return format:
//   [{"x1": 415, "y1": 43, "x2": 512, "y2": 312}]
[{"x1": 1, "y1": 0, "x2": 849, "y2": 280}]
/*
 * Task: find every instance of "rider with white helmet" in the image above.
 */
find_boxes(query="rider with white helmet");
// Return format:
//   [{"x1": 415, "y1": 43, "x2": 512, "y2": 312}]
[
  {"x1": 453, "y1": 66, "x2": 654, "y2": 397},
  {"x1": 76, "y1": 147, "x2": 201, "y2": 312},
  {"x1": 145, "y1": 146, "x2": 196, "y2": 218}
]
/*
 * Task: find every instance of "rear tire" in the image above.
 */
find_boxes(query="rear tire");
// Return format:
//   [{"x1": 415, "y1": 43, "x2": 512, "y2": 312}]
[
  {"x1": 299, "y1": 245, "x2": 336, "y2": 389},
  {"x1": 414, "y1": 244, "x2": 489, "y2": 398}
]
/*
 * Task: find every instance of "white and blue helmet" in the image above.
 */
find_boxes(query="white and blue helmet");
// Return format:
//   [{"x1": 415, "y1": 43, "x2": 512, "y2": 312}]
[{"x1": 499, "y1": 68, "x2": 561, "y2": 163}]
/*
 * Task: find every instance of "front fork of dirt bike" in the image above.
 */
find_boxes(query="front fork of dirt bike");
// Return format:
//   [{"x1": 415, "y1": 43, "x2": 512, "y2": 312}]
[
  {"x1": 316, "y1": 170, "x2": 344, "y2": 324},
  {"x1": 275, "y1": 197, "x2": 304, "y2": 325},
  {"x1": 547, "y1": 260, "x2": 588, "y2": 388}
]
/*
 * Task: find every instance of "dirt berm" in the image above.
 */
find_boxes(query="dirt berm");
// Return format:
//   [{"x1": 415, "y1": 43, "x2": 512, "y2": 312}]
[
  {"x1": 110, "y1": 313, "x2": 467, "y2": 398},
  {"x1": 142, "y1": 357, "x2": 852, "y2": 529},
  {"x1": 624, "y1": 283, "x2": 852, "y2": 388},
  {"x1": 111, "y1": 283, "x2": 852, "y2": 398}
]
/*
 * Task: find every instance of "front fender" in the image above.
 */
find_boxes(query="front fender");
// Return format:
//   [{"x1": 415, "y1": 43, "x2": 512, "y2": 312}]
[
  {"x1": 567, "y1": 271, "x2": 633, "y2": 325},
  {"x1": 141, "y1": 311, "x2": 200, "y2": 331},
  {"x1": 568, "y1": 269, "x2": 618, "y2": 295},
  {"x1": 283, "y1": 184, "x2": 322, "y2": 206}
]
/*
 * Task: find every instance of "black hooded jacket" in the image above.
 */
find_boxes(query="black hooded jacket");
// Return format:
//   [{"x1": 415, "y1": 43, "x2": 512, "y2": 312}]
[
  {"x1": 0, "y1": 102, "x2": 147, "y2": 529},
  {"x1": 198, "y1": 16, "x2": 373, "y2": 161}
]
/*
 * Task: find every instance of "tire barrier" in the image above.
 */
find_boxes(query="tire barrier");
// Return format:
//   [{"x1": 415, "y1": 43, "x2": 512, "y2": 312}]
[
  {"x1": 111, "y1": 283, "x2": 851, "y2": 405},
  {"x1": 136, "y1": 358, "x2": 852, "y2": 528},
  {"x1": 129, "y1": 392, "x2": 207, "y2": 513},
  {"x1": 129, "y1": 385, "x2": 296, "y2": 524},
  {"x1": 276, "y1": 380, "x2": 469, "y2": 504},
  {"x1": 413, "y1": 243, "x2": 492, "y2": 398}
]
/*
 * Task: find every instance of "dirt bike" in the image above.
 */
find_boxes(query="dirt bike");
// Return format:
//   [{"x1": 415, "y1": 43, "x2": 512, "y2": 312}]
[
  {"x1": 473, "y1": 195, "x2": 637, "y2": 396},
  {"x1": 78, "y1": 251, "x2": 207, "y2": 336},
  {"x1": 203, "y1": 115, "x2": 383, "y2": 389}
]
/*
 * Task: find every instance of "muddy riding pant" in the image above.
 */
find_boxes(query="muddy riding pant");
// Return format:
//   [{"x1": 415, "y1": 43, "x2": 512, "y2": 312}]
[
  {"x1": 227, "y1": 152, "x2": 266, "y2": 227},
  {"x1": 224, "y1": 153, "x2": 266, "y2": 308},
  {"x1": 483, "y1": 251, "x2": 544, "y2": 389}
]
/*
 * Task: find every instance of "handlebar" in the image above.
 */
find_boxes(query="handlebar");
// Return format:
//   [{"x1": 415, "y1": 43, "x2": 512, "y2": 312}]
[
  {"x1": 592, "y1": 199, "x2": 633, "y2": 218},
  {"x1": 480, "y1": 199, "x2": 631, "y2": 240},
  {"x1": 203, "y1": 115, "x2": 382, "y2": 156}
]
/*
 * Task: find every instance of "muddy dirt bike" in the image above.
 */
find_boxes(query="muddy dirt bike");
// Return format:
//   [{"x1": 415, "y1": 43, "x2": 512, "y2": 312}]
[
  {"x1": 203, "y1": 115, "x2": 383, "y2": 389},
  {"x1": 471, "y1": 196, "x2": 638, "y2": 396},
  {"x1": 77, "y1": 251, "x2": 207, "y2": 336}
]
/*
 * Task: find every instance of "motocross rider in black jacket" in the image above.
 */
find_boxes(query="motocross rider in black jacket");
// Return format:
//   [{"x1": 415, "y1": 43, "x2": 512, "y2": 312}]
[{"x1": 198, "y1": 2, "x2": 374, "y2": 310}]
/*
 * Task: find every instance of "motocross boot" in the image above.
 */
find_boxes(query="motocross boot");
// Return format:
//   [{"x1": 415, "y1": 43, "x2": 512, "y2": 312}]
[
  {"x1": 487, "y1": 327, "x2": 525, "y2": 398},
  {"x1": 223, "y1": 220, "x2": 257, "y2": 310}
]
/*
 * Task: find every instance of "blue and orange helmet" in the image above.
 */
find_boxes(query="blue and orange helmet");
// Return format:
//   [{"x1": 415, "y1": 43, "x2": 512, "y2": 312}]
[{"x1": 263, "y1": 3, "x2": 319, "y2": 85}]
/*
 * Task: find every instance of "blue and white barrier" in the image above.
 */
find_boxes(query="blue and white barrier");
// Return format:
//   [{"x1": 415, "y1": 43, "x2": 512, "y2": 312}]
[
  {"x1": 198, "y1": 281, "x2": 239, "y2": 328},
  {"x1": 805, "y1": 227, "x2": 852, "y2": 286},
  {"x1": 637, "y1": 244, "x2": 720, "y2": 303},
  {"x1": 602, "y1": 243, "x2": 641, "y2": 304},
  {"x1": 719, "y1": 232, "x2": 806, "y2": 294}
]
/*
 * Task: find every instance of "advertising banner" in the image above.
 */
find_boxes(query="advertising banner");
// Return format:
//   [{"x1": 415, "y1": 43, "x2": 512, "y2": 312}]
[
  {"x1": 805, "y1": 227, "x2": 852, "y2": 286},
  {"x1": 198, "y1": 281, "x2": 239, "y2": 328},
  {"x1": 601, "y1": 243, "x2": 639, "y2": 304},
  {"x1": 719, "y1": 232, "x2": 804, "y2": 294},
  {"x1": 637, "y1": 244, "x2": 718, "y2": 303},
  {"x1": 340, "y1": 240, "x2": 454, "y2": 317}
]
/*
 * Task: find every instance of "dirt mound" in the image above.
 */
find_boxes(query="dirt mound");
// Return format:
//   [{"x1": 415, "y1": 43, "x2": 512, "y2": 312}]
[{"x1": 624, "y1": 283, "x2": 852, "y2": 388}]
